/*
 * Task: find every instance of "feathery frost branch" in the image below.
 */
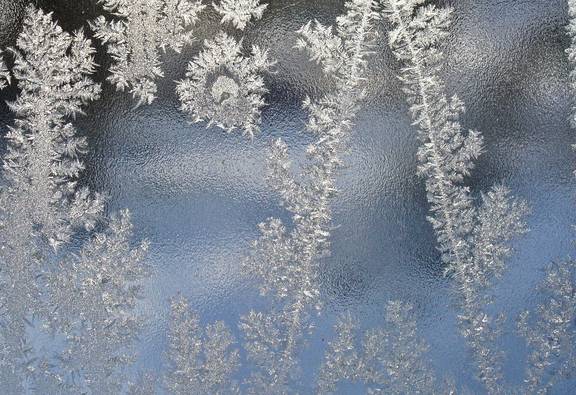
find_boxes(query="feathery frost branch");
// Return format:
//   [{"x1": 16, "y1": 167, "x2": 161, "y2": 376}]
[
  {"x1": 213, "y1": 0, "x2": 268, "y2": 30},
  {"x1": 567, "y1": 0, "x2": 576, "y2": 131},
  {"x1": 164, "y1": 295, "x2": 240, "y2": 394},
  {"x1": 319, "y1": 301, "x2": 437, "y2": 394},
  {"x1": 0, "y1": 50, "x2": 9, "y2": 89},
  {"x1": 0, "y1": 7, "x2": 149, "y2": 392},
  {"x1": 242, "y1": 1, "x2": 379, "y2": 392},
  {"x1": 46, "y1": 211, "x2": 149, "y2": 393},
  {"x1": 381, "y1": 1, "x2": 529, "y2": 392},
  {"x1": 91, "y1": 0, "x2": 206, "y2": 106},
  {"x1": 176, "y1": 32, "x2": 274, "y2": 138},
  {"x1": 0, "y1": 8, "x2": 104, "y2": 389},
  {"x1": 517, "y1": 261, "x2": 576, "y2": 394}
]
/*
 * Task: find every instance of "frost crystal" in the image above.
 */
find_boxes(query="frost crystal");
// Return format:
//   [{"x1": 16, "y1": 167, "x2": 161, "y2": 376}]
[
  {"x1": 177, "y1": 32, "x2": 274, "y2": 137},
  {"x1": 517, "y1": 261, "x2": 576, "y2": 394},
  {"x1": 0, "y1": 50, "x2": 9, "y2": 89},
  {"x1": 91, "y1": 0, "x2": 206, "y2": 106},
  {"x1": 381, "y1": 1, "x2": 529, "y2": 392},
  {"x1": 242, "y1": 1, "x2": 379, "y2": 392},
  {"x1": 319, "y1": 302, "x2": 437, "y2": 394},
  {"x1": 6, "y1": 7, "x2": 103, "y2": 249},
  {"x1": 0, "y1": 7, "x2": 148, "y2": 392},
  {"x1": 47, "y1": 211, "x2": 149, "y2": 393},
  {"x1": 165, "y1": 295, "x2": 240, "y2": 394},
  {"x1": 567, "y1": 0, "x2": 576, "y2": 129},
  {"x1": 213, "y1": 0, "x2": 268, "y2": 30}
]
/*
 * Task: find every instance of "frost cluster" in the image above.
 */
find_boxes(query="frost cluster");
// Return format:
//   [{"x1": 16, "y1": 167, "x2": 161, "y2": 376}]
[
  {"x1": 176, "y1": 32, "x2": 274, "y2": 138},
  {"x1": 0, "y1": 7, "x2": 148, "y2": 393},
  {"x1": 165, "y1": 295, "x2": 240, "y2": 394},
  {"x1": 177, "y1": 0, "x2": 273, "y2": 137},
  {"x1": 241, "y1": 0, "x2": 381, "y2": 392},
  {"x1": 382, "y1": 0, "x2": 530, "y2": 392},
  {"x1": 213, "y1": 0, "x2": 267, "y2": 31},
  {"x1": 91, "y1": 0, "x2": 206, "y2": 106},
  {"x1": 319, "y1": 302, "x2": 438, "y2": 394}
]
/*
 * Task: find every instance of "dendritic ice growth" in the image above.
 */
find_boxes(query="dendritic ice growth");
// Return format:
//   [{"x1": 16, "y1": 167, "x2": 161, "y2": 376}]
[
  {"x1": 0, "y1": 50, "x2": 9, "y2": 89},
  {"x1": 382, "y1": 0, "x2": 529, "y2": 392},
  {"x1": 241, "y1": 0, "x2": 380, "y2": 392},
  {"x1": 319, "y1": 302, "x2": 438, "y2": 394},
  {"x1": 91, "y1": 0, "x2": 206, "y2": 106},
  {"x1": 164, "y1": 295, "x2": 240, "y2": 394},
  {"x1": 176, "y1": 32, "x2": 274, "y2": 138},
  {"x1": 517, "y1": 261, "x2": 576, "y2": 394},
  {"x1": 0, "y1": 6, "x2": 148, "y2": 393},
  {"x1": 213, "y1": 0, "x2": 268, "y2": 31}
]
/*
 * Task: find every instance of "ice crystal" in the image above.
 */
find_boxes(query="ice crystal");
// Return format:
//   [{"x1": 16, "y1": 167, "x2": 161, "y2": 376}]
[
  {"x1": 567, "y1": 0, "x2": 576, "y2": 129},
  {"x1": 381, "y1": 1, "x2": 529, "y2": 392},
  {"x1": 0, "y1": 7, "x2": 149, "y2": 392},
  {"x1": 242, "y1": 1, "x2": 379, "y2": 392},
  {"x1": 128, "y1": 372, "x2": 158, "y2": 395},
  {"x1": 0, "y1": 7, "x2": 105, "y2": 390},
  {"x1": 319, "y1": 301, "x2": 437, "y2": 394},
  {"x1": 213, "y1": 0, "x2": 268, "y2": 30},
  {"x1": 46, "y1": 211, "x2": 149, "y2": 393},
  {"x1": 0, "y1": 50, "x2": 9, "y2": 89},
  {"x1": 165, "y1": 295, "x2": 240, "y2": 394},
  {"x1": 517, "y1": 261, "x2": 576, "y2": 394},
  {"x1": 176, "y1": 32, "x2": 274, "y2": 137},
  {"x1": 6, "y1": 7, "x2": 103, "y2": 249},
  {"x1": 91, "y1": 0, "x2": 206, "y2": 106}
]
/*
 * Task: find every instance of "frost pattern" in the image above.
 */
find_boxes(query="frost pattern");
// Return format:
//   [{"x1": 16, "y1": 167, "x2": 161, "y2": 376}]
[
  {"x1": 213, "y1": 0, "x2": 268, "y2": 30},
  {"x1": 517, "y1": 261, "x2": 576, "y2": 394},
  {"x1": 6, "y1": 8, "x2": 103, "y2": 250},
  {"x1": 164, "y1": 295, "x2": 240, "y2": 394},
  {"x1": 91, "y1": 0, "x2": 206, "y2": 106},
  {"x1": 0, "y1": 50, "x2": 9, "y2": 89},
  {"x1": 46, "y1": 211, "x2": 149, "y2": 393},
  {"x1": 319, "y1": 301, "x2": 437, "y2": 394},
  {"x1": 176, "y1": 32, "x2": 274, "y2": 138},
  {"x1": 568, "y1": 0, "x2": 576, "y2": 129},
  {"x1": 381, "y1": 1, "x2": 529, "y2": 392},
  {"x1": 241, "y1": 1, "x2": 379, "y2": 392},
  {"x1": 0, "y1": 7, "x2": 148, "y2": 393}
]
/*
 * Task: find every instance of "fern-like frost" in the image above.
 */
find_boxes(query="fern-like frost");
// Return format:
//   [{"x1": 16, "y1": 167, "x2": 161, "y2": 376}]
[
  {"x1": 91, "y1": 0, "x2": 206, "y2": 106},
  {"x1": 319, "y1": 302, "x2": 437, "y2": 394},
  {"x1": 517, "y1": 261, "x2": 576, "y2": 394},
  {"x1": 165, "y1": 295, "x2": 240, "y2": 394},
  {"x1": 213, "y1": 0, "x2": 268, "y2": 30},
  {"x1": 242, "y1": 1, "x2": 379, "y2": 392},
  {"x1": 0, "y1": 7, "x2": 149, "y2": 392},
  {"x1": 381, "y1": 1, "x2": 529, "y2": 391},
  {"x1": 0, "y1": 50, "x2": 9, "y2": 89}
]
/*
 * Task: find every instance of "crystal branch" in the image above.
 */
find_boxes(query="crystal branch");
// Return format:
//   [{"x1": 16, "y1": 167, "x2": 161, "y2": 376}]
[
  {"x1": 47, "y1": 211, "x2": 149, "y2": 393},
  {"x1": 242, "y1": 1, "x2": 380, "y2": 392},
  {"x1": 164, "y1": 295, "x2": 240, "y2": 394},
  {"x1": 517, "y1": 261, "x2": 576, "y2": 394},
  {"x1": 0, "y1": 50, "x2": 9, "y2": 89},
  {"x1": 213, "y1": 0, "x2": 268, "y2": 31},
  {"x1": 381, "y1": 1, "x2": 529, "y2": 392},
  {"x1": 319, "y1": 301, "x2": 437, "y2": 394},
  {"x1": 91, "y1": 0, "x2": 206, "y2": 106},
  {"x1": 0, "y1": 7, "x2": 149, "y2": 392},
  {"x1": 0, "y1": 7, "x2": 104, "y2": 390}
]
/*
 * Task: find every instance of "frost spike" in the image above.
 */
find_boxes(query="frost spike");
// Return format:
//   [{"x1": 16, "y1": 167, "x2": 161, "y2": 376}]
[{"x1": 381, "y1": 1, "x2": 529, "y2": 392}]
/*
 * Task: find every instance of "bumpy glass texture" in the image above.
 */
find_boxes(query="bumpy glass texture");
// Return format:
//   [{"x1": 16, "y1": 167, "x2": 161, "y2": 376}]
[{"x1": 0, "y1": 0, "x2": 574, "y2": 393}]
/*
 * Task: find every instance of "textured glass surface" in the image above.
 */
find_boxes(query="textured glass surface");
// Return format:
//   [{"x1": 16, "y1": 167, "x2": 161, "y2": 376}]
[{"x1": 0, "y1": 0, "x2": 574, "y2": 393}]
